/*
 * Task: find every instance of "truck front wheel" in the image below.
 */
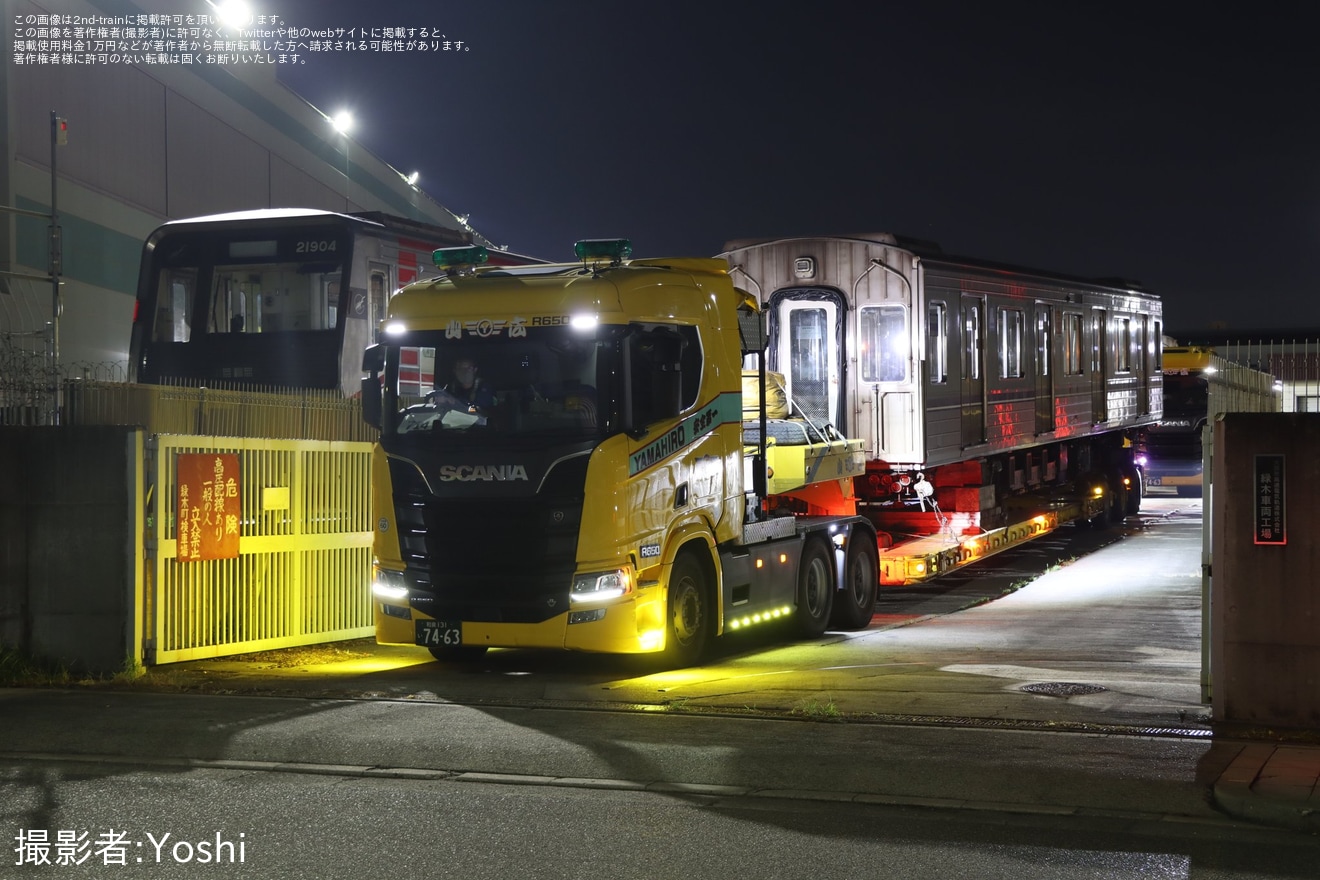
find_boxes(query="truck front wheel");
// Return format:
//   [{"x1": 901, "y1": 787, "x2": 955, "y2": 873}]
[
  {"x1": 663, "y1": 553, "x2": 712, "y2": 668},
  {"x1": 795, "y1": 538, "x2": 835, "y2": 639}
]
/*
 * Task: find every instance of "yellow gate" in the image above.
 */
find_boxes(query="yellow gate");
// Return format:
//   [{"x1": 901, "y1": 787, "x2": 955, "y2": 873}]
[{"x1": 145, "y1": 435, "x2": 375, "y2": 664}]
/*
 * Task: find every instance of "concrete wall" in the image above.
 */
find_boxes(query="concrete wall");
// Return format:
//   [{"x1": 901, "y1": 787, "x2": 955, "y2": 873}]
[
  {"x1": 1211, "y1": 413, "x2": 1320, "y2": 729},
  {"x1": 0, "y1": 426, "x2": 142, "y2": 674}
]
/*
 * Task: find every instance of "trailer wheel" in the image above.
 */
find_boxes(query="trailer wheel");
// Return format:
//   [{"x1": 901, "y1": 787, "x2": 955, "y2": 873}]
[
  {"x1": 663, "y1": 552, "x2": 712, "y2": 668},
  {"x1": 1125, "y1": 467, "x2": 1143, "y2": 516},
  {"x1": 427, "y1": 644, "x2": 488, "y2": 663},
  {"x1": 831, "y1": 532, "x2": 878, "y2": 630},
  {"x1": 795, "y1": 538, "x2": 835, "y2": 639}
]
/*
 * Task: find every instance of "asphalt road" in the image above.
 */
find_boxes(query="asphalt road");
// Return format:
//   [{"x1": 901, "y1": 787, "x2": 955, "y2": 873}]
[
  {"x1": 3, "y1": 684, "x2": 1317, "y2": 879},
  {"x1": 140, "y1": 497, "x2": 1208, "y2": 734},
  {"x1": 6, "y1": 496, "x2": 1320, "y2": 877}
]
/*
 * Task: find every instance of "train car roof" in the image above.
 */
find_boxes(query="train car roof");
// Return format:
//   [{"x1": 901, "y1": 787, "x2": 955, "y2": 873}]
[
  {"x1": 157, "y1": 207, "x2": 381, "y2": 228},
  {"x1": 150, "y1": 208, "x2": 543, "y2": 263},
  {"x1": 722, "y1": 233, "x2": 1155, "y2": 297}
]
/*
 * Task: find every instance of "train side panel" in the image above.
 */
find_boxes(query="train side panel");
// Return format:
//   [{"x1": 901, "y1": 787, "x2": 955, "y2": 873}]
[{"x1": 723, "y1": 235, "x2": 1162, "y2": 539}]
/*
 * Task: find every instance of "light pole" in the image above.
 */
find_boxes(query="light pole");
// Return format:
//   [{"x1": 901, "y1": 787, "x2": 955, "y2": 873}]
[{"x1": 332, "y1": 111, "x2": 353, "y2": 211}]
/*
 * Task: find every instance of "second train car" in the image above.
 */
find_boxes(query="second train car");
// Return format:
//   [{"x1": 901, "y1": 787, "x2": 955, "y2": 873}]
[{"x1": 127, "y1": 208, "x2": 540, "y2": 396}]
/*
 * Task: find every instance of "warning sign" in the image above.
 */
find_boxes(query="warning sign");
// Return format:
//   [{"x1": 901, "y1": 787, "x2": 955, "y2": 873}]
[{"x1": 177, "y1": 453, "x2": 241, "y2": 560}]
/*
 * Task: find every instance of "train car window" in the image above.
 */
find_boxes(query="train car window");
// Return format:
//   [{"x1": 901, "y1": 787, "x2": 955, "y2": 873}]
[
  {"x1": 1153, "y1": 321, "x2": 1163, "y2": 371},
  {"x1": 964, "y1": 305, "x2": 981, "y2": 380},
  {"x1": 1063, "y1": 313, "x2": 1084, "y2": 375},
  {"x1": 788, "y1": 308, "x2": 832, "y2": 422},
  {"x1": 860, "y1": 305, "x2": 908, "y2": 383},
  {"x1": 927, "y1": 302, "x2": 948, "y2": 384},
  {"x1": 369, "y1": 265, "x2": 390, "y2": 342},
  {"x1": 205, "y1": 263, "x2": 342, "y2": 333},
  {"x1": 154, "y1": 269, "x2": 195, "y2": 342},
  {"x1": 1116, "y1": 317, "x2": 1132, "y2": 372},
  {"x1": 998, "y1": 308, "x2": 1025, "y2": 378},
  {"x1": 1036, "y1": 309, "x2": 1051, "y2": 377}
]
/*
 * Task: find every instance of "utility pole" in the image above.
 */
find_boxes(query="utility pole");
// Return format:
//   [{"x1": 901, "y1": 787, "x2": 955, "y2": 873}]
[
  {"x1": 0, "y1": 112, "x2": 66, "y2": 425},
  {"x1": 48, "y1": 111, "x2": 66, "y2": 425}
]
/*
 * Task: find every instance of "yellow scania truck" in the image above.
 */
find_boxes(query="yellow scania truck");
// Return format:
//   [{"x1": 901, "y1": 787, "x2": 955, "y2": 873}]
[{"x1": 361, "y1": 240, "x2": 877, "y2": 666}]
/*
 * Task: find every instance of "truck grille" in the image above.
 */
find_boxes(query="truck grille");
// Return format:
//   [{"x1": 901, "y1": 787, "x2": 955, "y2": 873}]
[{"x1": 390, "y1": 456, "x2": 587, "y2": 623}]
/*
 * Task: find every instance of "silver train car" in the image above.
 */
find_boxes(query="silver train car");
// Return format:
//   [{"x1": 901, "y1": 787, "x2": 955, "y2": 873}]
[{"x1": 722, "y1": 234, "x2": 1163, "y2": 523}]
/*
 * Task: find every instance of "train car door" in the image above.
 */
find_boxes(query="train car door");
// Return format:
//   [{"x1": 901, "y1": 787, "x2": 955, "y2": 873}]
[
  {"x1": 769, "y1": 288, "x2": 845, "y2": 430},
  {"x1": 1035, "y1": 302, "x2": 1055, "y2": 434},
  {"x1": 961, "y1": 294, "x2": 986, "y2": 446},
  {"x1": 1091, "y1": 308, "x2": 1109, "y2": 423},
  {"x1": 1137, "y1": 314, "x2": 1151, "y2": 417}
]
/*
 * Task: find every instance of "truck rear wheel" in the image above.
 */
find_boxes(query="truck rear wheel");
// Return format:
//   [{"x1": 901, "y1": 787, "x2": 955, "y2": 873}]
[
  {"x1": 831, "y1": 531, "x2": 878, "y2": 630},
  {"x1": 795, "y1": 538, "x2": 835, "y2": 639},
  {"x1": 664, "y1": 552, "x2": 712, "y2": 668}
]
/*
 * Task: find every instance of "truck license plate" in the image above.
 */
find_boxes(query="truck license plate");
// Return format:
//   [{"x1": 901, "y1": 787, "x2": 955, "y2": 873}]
[{"x1": 415, "y1": 619, "x2": 462, "y2": 647}]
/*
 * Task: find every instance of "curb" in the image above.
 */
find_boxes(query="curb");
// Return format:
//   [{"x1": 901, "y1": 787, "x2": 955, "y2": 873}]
[{"x1": 1212, "y1": 744, "x2": 1320, "y2": 834}]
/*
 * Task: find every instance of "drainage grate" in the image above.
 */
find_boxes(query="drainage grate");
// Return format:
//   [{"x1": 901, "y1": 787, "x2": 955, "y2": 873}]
[{"x1": 1020, "y1": 682, "x2": 1108, "y2": 697}]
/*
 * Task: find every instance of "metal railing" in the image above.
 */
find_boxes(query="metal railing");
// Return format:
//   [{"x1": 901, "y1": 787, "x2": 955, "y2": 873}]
[{"x1": 62, "y1": 379, "x2": 377, "y2": 442}]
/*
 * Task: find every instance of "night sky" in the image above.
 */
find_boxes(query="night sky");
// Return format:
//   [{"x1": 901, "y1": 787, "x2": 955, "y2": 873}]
[{"x1": 274, "y1": 1, "x2": 1320, "y2": 337}]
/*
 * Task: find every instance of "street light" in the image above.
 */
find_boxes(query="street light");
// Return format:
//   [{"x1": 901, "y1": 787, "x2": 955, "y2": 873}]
[{"x1": 212, "y1": 1, "x2": 253, "y2": 31}]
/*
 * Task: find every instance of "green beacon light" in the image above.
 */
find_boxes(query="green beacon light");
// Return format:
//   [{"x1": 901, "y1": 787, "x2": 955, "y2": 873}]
[
  {"x1": 433, "y1": 245, "x2": 489, "y2": 274},
  {"x1": 574, "y1": 239, "x2": 632, "y2": 265}
]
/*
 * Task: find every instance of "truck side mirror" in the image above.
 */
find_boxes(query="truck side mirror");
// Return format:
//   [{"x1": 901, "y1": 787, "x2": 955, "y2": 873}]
[{"x1": 361, "y1": 344, "x2": 384, "y2": 429}]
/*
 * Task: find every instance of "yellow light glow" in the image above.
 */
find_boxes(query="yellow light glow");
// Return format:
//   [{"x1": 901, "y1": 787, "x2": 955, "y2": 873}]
[
  {"x1": 729, "y1": 619, "x2": 741, "y2": 630},
  {"x1": 638, "y1": 629, "x2": 664, "y2": 651},
  {"x1": 779, "y1": 553, "x2": 788, "y2": 564},
  {"x1": 1093, "y1": 486, "x2": 1104, "y2": 497},
  {"x1": 755, "y1": 558, "x2": 764, "y2": 569}
]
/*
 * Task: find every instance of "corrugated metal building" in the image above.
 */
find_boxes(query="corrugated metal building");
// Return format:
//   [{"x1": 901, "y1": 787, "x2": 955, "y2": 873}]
[{"x1": 2, "y1": 0, "x2": 479, "y2": 376}]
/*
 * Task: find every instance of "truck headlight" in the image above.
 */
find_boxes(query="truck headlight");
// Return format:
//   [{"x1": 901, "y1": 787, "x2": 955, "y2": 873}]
[
  {"x1": 570, "y1": 569, "x2": 631, "y2": 604},
  {"x1": 372, "y1": 568, "x2": 409, "y2": 601}
]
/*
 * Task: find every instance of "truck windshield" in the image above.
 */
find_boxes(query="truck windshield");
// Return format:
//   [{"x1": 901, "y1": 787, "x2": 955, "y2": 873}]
[{"x1": 385, "y1": 328, "x2": 607, "y2": 444}]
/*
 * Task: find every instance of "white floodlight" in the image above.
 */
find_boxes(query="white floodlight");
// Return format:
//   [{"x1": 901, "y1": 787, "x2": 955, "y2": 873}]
[{"x1": 213, "y1": 1, "x2": 253, "y2": 30}]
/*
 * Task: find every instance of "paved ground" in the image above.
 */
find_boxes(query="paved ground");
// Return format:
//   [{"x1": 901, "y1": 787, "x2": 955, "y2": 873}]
[{"x1": 53, "y1": 496, "x2": 1320, "y2": 832}]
